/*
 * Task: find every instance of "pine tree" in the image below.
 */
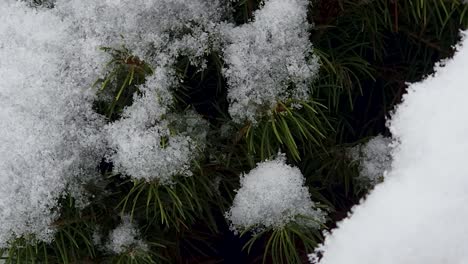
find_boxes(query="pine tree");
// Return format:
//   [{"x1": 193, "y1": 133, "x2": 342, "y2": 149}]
[{"x1": 0, "y1": 0, "x2": 466, "y2": 263}]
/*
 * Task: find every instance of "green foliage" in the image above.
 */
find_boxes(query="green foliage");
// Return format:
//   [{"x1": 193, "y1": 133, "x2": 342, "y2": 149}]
[
  {"x1": 109, "y1": 245, "x2": 164, "y2": 264},
  {"x1": 241, "y1": 221, "x2": 324, "y2": 264},
  {"x1": 231, "y1": 0, "x2": 264, "y2": 24},
  {"x1": 312, "y1": 0, "x2": 468, "y2": 140},
  {"x1": 94, "y1": 45, "x2": 154, "y2": 121},
  {"x1": 0, "y1": 197, "x2": 98, "y2": 264},
  {"x1": 117, "y1": 172, "x2": 221, "y2": 233},
  {"x1": 244, "y1": 101, "x2": 331, "y2": 162}
]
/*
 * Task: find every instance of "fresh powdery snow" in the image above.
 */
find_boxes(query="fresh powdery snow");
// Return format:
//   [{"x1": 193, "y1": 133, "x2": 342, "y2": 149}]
[
  {"x1": 310, "y1": 31, "x2": 468, "y2": 264},
  {"x1": 55, "y1": 0, "x2": 227, "y2": 67},
  {"x1": 226, "y1": 154, "x2": 325, "y2": 232},
  {"x1": 348, "y1": 135, "x2": 393, "y2": 186},
  {"x1": 55, "y1": 0, "x2": 224, "y2": 182},
  {"x1": 105, "y1": 216, "x2": 148, "y2": 254},
  {"x1": 0, "y1": 0, "x2": 320, "y2": 248},
  {"x1": 106, "y1": 68, "x2": 208, "y2": 183},
  {"x1": 222, "y1": 0, "x2": 320, "y2": 123},
  {"x1": 54, "y1": 0, "x2": 223, "y2": 183},
  {"x1": 0, "y1": 1, "x2": 106, "y2": 246},
  {"x1": 0, "y1": 0, "x2": 224, "y2": 246}
]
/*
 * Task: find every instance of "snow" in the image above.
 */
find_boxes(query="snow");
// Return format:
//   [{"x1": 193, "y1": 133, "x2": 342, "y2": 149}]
[
  {"x1": 226, "y1": 154, "x2": 325, "y2": 233},
  {"x1": 106, "y1": 216, "x2": 148, "y2": 254},
  {"x1": 0, "y1": 1, "x2": 105, "y2": 246},
  {"x1": 311, "y1": 31, "x2": 468, "y2": 264},
  {"x1": 54, "y1": 0, "x2": 226, "y2": 66},
  {"x1": 349, "y1": 135, "x2": 393, "y2": 186},
  {"x1": 58, "y1": 0, "x2": 223, "y2": 183},
  {"x1": 0, "y1": 0, "x2": 222, "y2": 245},
  {"x1": 221, "y1": 0, "x2": 320, "y2": 123},
  {"x1": 106, "y1": 70, "x2": 209, "y2": 183}
]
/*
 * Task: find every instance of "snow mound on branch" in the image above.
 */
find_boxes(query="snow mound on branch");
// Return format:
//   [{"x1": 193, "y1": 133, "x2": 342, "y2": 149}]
[
  {"x1": 310, "y1": 31, "x2": 468, "y2": 264},
  {"x1": 222, "y1": 0, "x2": 320, "y2": 123},
  {"x1": 55, "y1": 0, "x2": 226, "y2": 66},
  {"x1": 0, "y1": 0, "x2": 222, "y2": 245},
  {"x1": 106, "y1": 216, "x2": 148, "y2": 254},
  {"x1": 106, "y1": 68, "x2": 208, "y2": 183},
  {"x1": 349, "y1": 135, "x2": 393, "y2": 186},
  {"x1": 0, "y1": 1, "x2": 105, "y2": 246},
  {"x1": 53, "y1": 0, "x2": 222, "y2": 182},
  {"x1": 226, "y1": 154, "x2": 325, "y2": 232}
]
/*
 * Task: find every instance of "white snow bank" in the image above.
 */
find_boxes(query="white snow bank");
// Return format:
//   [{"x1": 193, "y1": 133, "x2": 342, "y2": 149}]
[{"x1": 311, "y1": 31, "x2": 468, "y2": 264}]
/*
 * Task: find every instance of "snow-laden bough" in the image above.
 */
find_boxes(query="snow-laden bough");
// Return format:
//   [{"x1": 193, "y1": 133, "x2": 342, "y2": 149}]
[
  {"x1": 221, "y1": 0, "x2": 320, "y2": 123},
  {"x1": 226, "y1": 154, "x2": 325, "y2": 233},
  {"x1": 0, "y1": 0, "x2": 225, "y2": 245},
  {"x1": 0, "y1": 1, "x2": 106, "y2": 246}
]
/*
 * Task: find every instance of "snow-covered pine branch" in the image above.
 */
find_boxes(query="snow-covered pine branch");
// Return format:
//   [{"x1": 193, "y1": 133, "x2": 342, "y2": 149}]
[
  {"x1": 0, "y1": 1, "x2": 106, "y2": 246},
  {"x1": 221, "y1": 0, "x2": 320, "y2": 123},
  {"x1": 0, "y1": 0, "x2": 227, "y2": 244},
  {"x1": 226, "y1": 154, "x2": 325, "y2": 233},
  {"x1": 105, "y1": 216, "x2": 148, "y2": 255}
]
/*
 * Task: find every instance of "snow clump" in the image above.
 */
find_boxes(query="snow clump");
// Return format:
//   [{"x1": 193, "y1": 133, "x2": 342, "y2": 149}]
[
  {"x1": 106, "y1": 69, "x2": 208, "y2": 183},
  {"x1": 0, "y1": 0, "x2": 224, "y2": 245},
  {"x1": 54, "y1": 0, "x2": 224, "y2": 182},
  {"x1": 348, "y1": 135, "x2": 393, "y2": 186},
  {"x1": 221, "y1": 0, "x2": 320, "y2": 123},
  {"x1": 106, "y1": 216, "x2": 148, "y2": 254},
  {"x1": 226, "y1": 154, "x2": 325, "y2": 233},
  {"x1": 0, "y1": 1, "x2": 105, "y2": 246}
]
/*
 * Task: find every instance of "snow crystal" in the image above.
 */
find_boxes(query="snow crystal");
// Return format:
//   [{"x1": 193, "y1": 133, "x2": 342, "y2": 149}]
[
  {"x1": 52, "y1": 0, "x2": 222, "y2": 183},
  {"x1": 92, "y1": 228, "x2": 103, "y2": 248},
  {"x1": 311, "y1": 31, "x2": 468, "y2": 264},
  {"x1": 106, "y1": 67, "x2": 208, "y2": 184},
  {"x1": 226, "y1": 154, "x2": 325, "y2": 232},
  {"x1": 0, "y1": 0, "x2": 316, "y2": 247},
  {"x1": 106, "y1": 216, "x2": 148, "y2": 255},
  {"x1": 0, "y1": 0, "x2": 224, "y2": 246},
  {"x1": 349, "y1": 135, "x2": 393, "y2": 186},
  {"x1": 55, "y1": 0, "x2": 227, "y2": 67},
  {"x1": 0, "y1": 1, "x2": 105, "y2": 246},
  {"x1": 222, "y1": 0, "x2": 320, "y2": 123}
]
